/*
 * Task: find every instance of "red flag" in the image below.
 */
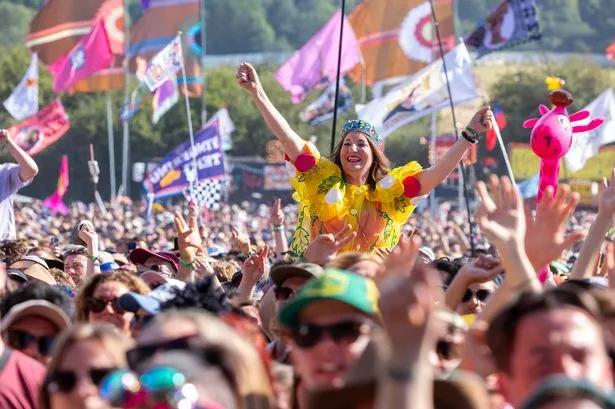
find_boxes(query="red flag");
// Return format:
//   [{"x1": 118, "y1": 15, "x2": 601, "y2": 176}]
[
  {"x1": 607, "y1": 39, "x2": 615, "y2": 61},
  {"x1": 49, "y1": 19, "x2": 113, "y2": 94},
  {"x1": 486, "y1": 104, "x2": 506, "y2": 151},
  {"x1": 43, "y1": 155, "x2": 70, "y2": 215},
  {"x1": 8, "y1": 99, "x2": 70, "y2": 156}
]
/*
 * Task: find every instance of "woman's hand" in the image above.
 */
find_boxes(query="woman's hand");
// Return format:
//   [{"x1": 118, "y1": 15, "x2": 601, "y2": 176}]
[
  {"x1": 303, "y1": 225, "x2": 357, "y2": 265},
  {"x1": 175, "y1": 208, "x2": 203, "y2": 264},
  {"x1": 467, "y1": 107, "x2": 494, "y2": 134},
  {"x1": 236, "y1": 63, "x2": 261, "y2": 95},
  {"x1": 270, "y1": 198, "x2": 285, "y2": 226}
]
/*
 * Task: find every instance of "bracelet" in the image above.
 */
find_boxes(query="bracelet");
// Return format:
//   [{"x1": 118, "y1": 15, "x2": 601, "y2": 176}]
[
  {"x1": 179, "y1": 257, "x2": 195, "y2": 268},
  {"x1": 387, "y1": 366, "x2": 413, "y2": 381},
  {"x1": 461, "y1": 130, "x2": 478, "y2": 144},
  {"x1": 465, "y1": 125, "x2": 479, "y2": 138},
  {"x1": 272, "y1": 224, "x2": 284, "y2": 232},
  {"x1": 87, "y1": 255, "x2": 99, "y2": 262}
]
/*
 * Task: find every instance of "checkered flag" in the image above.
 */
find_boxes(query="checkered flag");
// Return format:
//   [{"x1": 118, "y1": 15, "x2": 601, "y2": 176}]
[{"x1": 184, "y1": 179, "x2": 223, "y2": 210}]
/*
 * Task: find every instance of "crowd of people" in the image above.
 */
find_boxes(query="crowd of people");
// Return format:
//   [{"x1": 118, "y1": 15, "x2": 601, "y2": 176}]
[{"x1": 1, "y1": 65, "x2": 615, "y2": 409}]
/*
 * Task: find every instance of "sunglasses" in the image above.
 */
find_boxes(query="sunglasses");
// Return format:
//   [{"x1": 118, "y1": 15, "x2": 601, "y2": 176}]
[
  {"x1": 100, "y1": 366, "x2": 199, "y2": 409},
  {"x1": 87, "y1": 297, "x2": 125, "y2": 314},
  {"x1": 7, "y1": 330, "x2": 55, "y2": 356},
  {"x1": 274, "y1": 286, "x2": 296, "y2": 301},
  {"x1": 290, "y1": 320, "x2": 371, "y2": 349},
  {"x1": 436, "y1": 340, "x2": 461, "y2": 361},
  {"x1": 47, "y1": 367, "x2": 117, "y2": 393},
  {"x1": 126, "y1": 336, "x2": 196, "y2": 370},
  {"x1": 462, "y1": 289, "x2": 492, "y2": 303}
]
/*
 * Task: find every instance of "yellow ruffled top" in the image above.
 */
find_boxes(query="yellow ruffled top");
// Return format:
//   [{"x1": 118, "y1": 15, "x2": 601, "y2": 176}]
[{"x1": 288, "y1": 143, "x2": 423, "y2": 255}]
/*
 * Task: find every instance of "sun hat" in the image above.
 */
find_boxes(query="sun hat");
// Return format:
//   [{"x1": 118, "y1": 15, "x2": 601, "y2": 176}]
[
  {"x1": 1, "y1": 300, "x2": 71, "y2": 332},
  {"x1": 269, "y1": 263, "x2": 324, "y2": 287}
]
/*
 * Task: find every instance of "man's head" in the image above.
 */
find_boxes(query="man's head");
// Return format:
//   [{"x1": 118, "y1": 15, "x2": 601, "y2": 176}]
[
  {"x1": 279, "y1": 268, "x2": 379, "y2": 388},
  {"x1": 129, "y1": 248, "x2": 179, "y2": 288},
  {"x1": 270, "y1": 262, "x2": 324, "y2": 313},
  {"x1": 487, "y1": 288, "x2": 613, "y2": 407},
  {"x1": 63, "y1": 246, "x2": 88, "y2": 285}
]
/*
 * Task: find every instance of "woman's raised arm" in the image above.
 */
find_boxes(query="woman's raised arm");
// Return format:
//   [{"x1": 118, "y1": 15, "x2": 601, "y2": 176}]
[
  {"x1": 417, "y1": 107, "x2": 493, "y2": 196},
  {"x1": 237, "y1": 63, "x2": 305, "y2": 161}
]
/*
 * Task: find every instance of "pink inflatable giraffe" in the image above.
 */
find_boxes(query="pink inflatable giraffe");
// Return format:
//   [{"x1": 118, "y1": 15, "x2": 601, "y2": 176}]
[{"x1": 523, "y1": 90, "x2": 604, "y2": 202}]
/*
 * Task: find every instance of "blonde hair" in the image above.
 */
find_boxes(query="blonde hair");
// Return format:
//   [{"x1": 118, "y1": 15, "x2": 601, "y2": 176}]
[
  {"x1": 328, "y1": 251, "x2": 384, "y2": 270},
  {"x1": 150, "y1": 309, "x2": 275, "y2": 409},
  {"x1": 330, "y1": 133, "x2": 391, "y2": 187},
  {"x1": 213, "y1": 261, "x2": 237, "y2": 283},
  {"x1": 75, "y1": 271, "x2": 149, "y2": 321},
  {"x1": 39, "y1": 323, "x2": 134, "y2": 409}
]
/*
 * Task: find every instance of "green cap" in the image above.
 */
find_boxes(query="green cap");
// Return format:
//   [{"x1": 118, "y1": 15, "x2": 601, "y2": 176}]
[{"x1": 278, "y1": 268, "x2": 380, "y2": 328}]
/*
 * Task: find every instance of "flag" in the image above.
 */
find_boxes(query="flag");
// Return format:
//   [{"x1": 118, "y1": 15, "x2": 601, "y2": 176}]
[
  {"x1": 69, "y1": 65, "x2": 125, "y2": 94},
  {"x1": 26, "y1": 0, "x2": 119, "y2": 66},
  {"x1": 4, "y1": 53, "x2": 39, "y2": 121},
  {"x1": 204, "y1": 108, "x2": 235, "y2": 151},
  {"x1": 152, "y1": 75, "x2": 179, "y2": 124},
  {"x1": 358, "y1": 43, "x2": 479, "y2": 138},
  {"x1": 465, "y1": 0, "x2": 541, "y2": 59},
  {"x1": 300, "y1": 79, "x2": 353, "y2": 127},
  {"x1": 128, "y1": 0, "x2": 202, "y2": 96},
  {"x1": 518, "y1": 174, "x2": 539, "y2": 199},
  {"x1": 96, "y1": 0, "x2": 124, "y2": 55},
  {"x1": 607, "y1": 40, "x2": 615, "y2": 61},
  {"x1": 8, "y1": 99, "x2": 70, "y2": 156},
  {"x1": 43, "y1": 155, "x2": 70, "y2": 215},
  {"x1": 348, "y1": 0, "x2": 455, "y2": 85},
  {"x1": 49, "y1": 19, "x2": 114, "y2": 94},
  {"x1": 120, "y1": 90, "x2": 144, "y2": 122},
  {"x1": 141, "y1": 0, "x2": 151, "y2": 9},
  {"x1": 275, "y1": 11, "x2": 361, "y2": 104},
  {"x1": 144, "y1": 120, "x2": 225, "y2": 199},
  {"x1": 486, "y1": 103, "x2": 506, "y2": 151},
  {"x1": 143, "y1": 35, "x2": 183, "y2": 91},
  {"x1": 565, "y1": 89, "x2": 615, "y2": 173}
]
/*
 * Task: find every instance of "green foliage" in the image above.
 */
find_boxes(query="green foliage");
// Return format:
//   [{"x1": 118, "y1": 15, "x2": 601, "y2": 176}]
[{"x1": 0, "y1": 3, "x2": 33, "y2": 47}]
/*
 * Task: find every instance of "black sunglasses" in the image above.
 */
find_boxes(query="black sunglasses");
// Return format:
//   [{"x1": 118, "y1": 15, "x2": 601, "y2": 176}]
[
  {"x1": 290, "y1": 320, "x2": 371, "y2": 349},
  {"x1": 47, "y1": 367, "x2": 116, "y2": 393},
  {"x1": 462, "y1": 289, "x2": 492, "y2": 303},
  {"x1": 87, "y1": 298, "x2": 125, "y2": 314},
  {"x1": 7, "y1": 330, "x2": 55, "y2": 356},
  {"x1": 126, "y1": 336, "x2": 196, "y2": 370},
  {"x1": 274, "y1": 286, "x2": 296, "y2": 301}
]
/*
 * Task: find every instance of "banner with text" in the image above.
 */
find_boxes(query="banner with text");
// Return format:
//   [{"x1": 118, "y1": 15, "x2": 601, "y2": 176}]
[{"x1": 144, "y1": 120, "x2": 225, "y2": 199}]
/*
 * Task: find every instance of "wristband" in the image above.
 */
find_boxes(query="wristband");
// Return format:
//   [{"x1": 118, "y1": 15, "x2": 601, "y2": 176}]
[
  {"x1": 461, "y1": 130, "x2": 478, "y2": 144},
  {"x1": 87, "y1": 255, "x2": 99, "y2": 262},
  {"x1": 272, "y1": 224, "x2": 284, "y2": 232},
  {"x1": 465, "y1": 125, "x2": 479, "y2": 138},
  {"x1": 387, "y1": 366, "x2": 413, "y2": 381},
  {"x1": 179, "y1": 257, "x2": 195, "y2": 268}
]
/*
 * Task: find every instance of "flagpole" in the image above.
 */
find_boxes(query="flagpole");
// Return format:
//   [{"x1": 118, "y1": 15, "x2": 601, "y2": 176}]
[
  {"x1": 106, "y1": 95, "x2": 117, "y2": 202},
  {"x1": 428, "y1": 0, "x2": 475, "y2": 254},
  {"x1": 200, "y1": 0, "x2": 207, "y2": 126},
  {"x1": 121, "y1": 0, "x2": 130, "y2": 198},
  {"x1": 330, "y1": 0, "x2": 347, "y2": 154},
  {"x1": 430, "y1": 112, "x2": 437, "y2": 216},
  {"x1": 491, "y1": 118, "x2": 516, "y2": 185},
  {"x1": 178, "y1": 32, "x2": 199, "y2": 190}
]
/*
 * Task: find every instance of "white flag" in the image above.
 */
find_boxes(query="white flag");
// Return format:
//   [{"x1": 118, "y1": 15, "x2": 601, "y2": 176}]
[
  {"x1": 205, "y1": 108, "x2": 235, "y2": 151},
  {"x1": 152, "y1": 75, "x2": 179, "y2": 125},
  {"x1": 357, "y1": 43, "x2": 479, "y2": 138},
  {"x1": 565, "y1": 89, "x2": 615, "y2": 173},
  {"x1": 4, "y1": 53, "x2": 39, "y2": 120},
  {"x1": 143, "y1": 35, "x2": 183, "y2": 92}
]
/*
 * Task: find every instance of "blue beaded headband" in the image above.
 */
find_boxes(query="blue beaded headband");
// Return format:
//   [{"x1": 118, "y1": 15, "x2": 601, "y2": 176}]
[{"x1": 341, "y1": 120, "x2": 383, "y2": 147}]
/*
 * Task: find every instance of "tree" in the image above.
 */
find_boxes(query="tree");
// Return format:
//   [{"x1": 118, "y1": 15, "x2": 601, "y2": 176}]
[{"x1": 0, "y1": 3, "x2": 33, "y2": 47}]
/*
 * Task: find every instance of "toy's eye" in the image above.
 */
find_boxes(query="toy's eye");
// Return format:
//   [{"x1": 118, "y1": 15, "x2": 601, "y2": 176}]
[{"x1": 557, "y1": 115, "x2": 571, "y2": 131}]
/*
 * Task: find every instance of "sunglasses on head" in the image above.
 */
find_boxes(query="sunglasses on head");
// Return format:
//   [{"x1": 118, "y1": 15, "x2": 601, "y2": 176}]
[
  {"x1": 290, "y1": 320, "x2": 371, "y2": 349},
  {"x1": 46, "y1": 367, "x2": 117, "y2": 394},
  {"x1": 462, "y1": 289, "x2": 492, "y2": 303},
  {"x1": 7, "y1": 330, "x2": 55, "y2": 356},
  {"x1": 126, "y1": 336, "x2": 196, "y2": 370},
  {"x1": 87, "y1": 297, "x2": 125, "y2": 314},
  {"x1": 100, "y1": 366, "x2": 199, "y2": 409},
  {"x1": 274, "y1": 286, "x2": 296, "y2": 301}
]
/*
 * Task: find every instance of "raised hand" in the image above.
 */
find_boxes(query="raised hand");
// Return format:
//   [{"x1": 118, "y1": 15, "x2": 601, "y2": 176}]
[
  {"x1": 0, "y1": 129, "x2": 10, "y2": 144},
  {"x1": 599, "y1": 168, "x2": 615, "y2": 215},
  {"x1": 457, "y1": 255, "x2": 503, "y2": 284},
  {"x1": 467, "y1": 107, "x2": 494, "y2": 134},
  {"x1": 475, "y1": 175, "x2": 525, "y2": 248},
  {"x1": 383, "y1": 234, "x2": 422, "y2": 278},
  {"x1": 303, "y1": 225, "x2": 357, "y2": 265},
  {"x1": 524, "y1": 184, "x2": 584, "y2": 270},
  {"x1": 243, "y1": 245, "x2": 269, "y2": 285},
  {"x1": 236, "y1": 63, "x2": 260, "y2": 94},
  {"x1": 175, "y1": 205, "x2": 203, "y2": 264},
  {"x1": 230, "y1": 225, "x2": 251, "y2": 254},
  {"x1": 270, "y1": 198, "x2": 284, "y2": 226}
]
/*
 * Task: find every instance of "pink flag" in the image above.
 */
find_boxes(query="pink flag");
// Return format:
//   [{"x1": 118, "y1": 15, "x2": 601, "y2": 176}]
[
  {"x1": 275, "y1": 11, "x2": 362, "y2": 104},
  {"x1": 43, "y1": 155, "x2": 70, "y2": 215},
  {"x1": 49, "y1": 19, "x2": 113, "y2": 94}
]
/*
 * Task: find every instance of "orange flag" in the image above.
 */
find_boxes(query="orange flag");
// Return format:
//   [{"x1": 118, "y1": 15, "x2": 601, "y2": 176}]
[{"x1": 348, "y1": 0, "x2": 455, "y2": 85}]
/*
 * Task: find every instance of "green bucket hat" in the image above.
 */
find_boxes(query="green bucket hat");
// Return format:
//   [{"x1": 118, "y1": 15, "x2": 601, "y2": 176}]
[{"x1": 278, "y1": 268, "x2": 380, "y2": 328}]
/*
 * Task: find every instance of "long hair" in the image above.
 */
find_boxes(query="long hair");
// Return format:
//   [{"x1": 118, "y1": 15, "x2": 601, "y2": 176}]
[
  {"x1": 330, "y1": 133, "x2": 391, "y2": 187},
  {"x1": 39, "y1": 323, "x2": 134, "y2": 409},
  {"x1": 75, "y1": 271, "x2": 149, "y2": 321}
]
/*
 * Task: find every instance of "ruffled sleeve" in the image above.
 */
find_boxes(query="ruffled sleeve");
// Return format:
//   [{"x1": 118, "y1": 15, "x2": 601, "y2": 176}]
[{"x1": 371, "y1": 161, "x2": 424, "y2": 223}]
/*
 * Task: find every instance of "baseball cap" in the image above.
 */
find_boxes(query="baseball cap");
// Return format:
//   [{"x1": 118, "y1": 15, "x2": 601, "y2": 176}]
[
  {"x1": 1, "y1": 300, "x2": 71, "y2": 332},
  {"x1": 207, "y1": 245, "x2": 226, "y2": 258},
  {"x1": 7, "y1": 269, "x2": 28, "y2": 283},
  {"x1": 129, "y1": 249, "x2": 179, "y2": 272},
  {"x1": 270, "y1": 263, "x2": 324, "y2": 287},
  {"x1": 118, "y1": 279, "x2": 186, "y2": 315},
  {"x1": 10, "y1": 255, "x2": 49, "y2": 270},
  {"x1": 278, "y1": 268, "x2": 379, "y2": 328}
]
